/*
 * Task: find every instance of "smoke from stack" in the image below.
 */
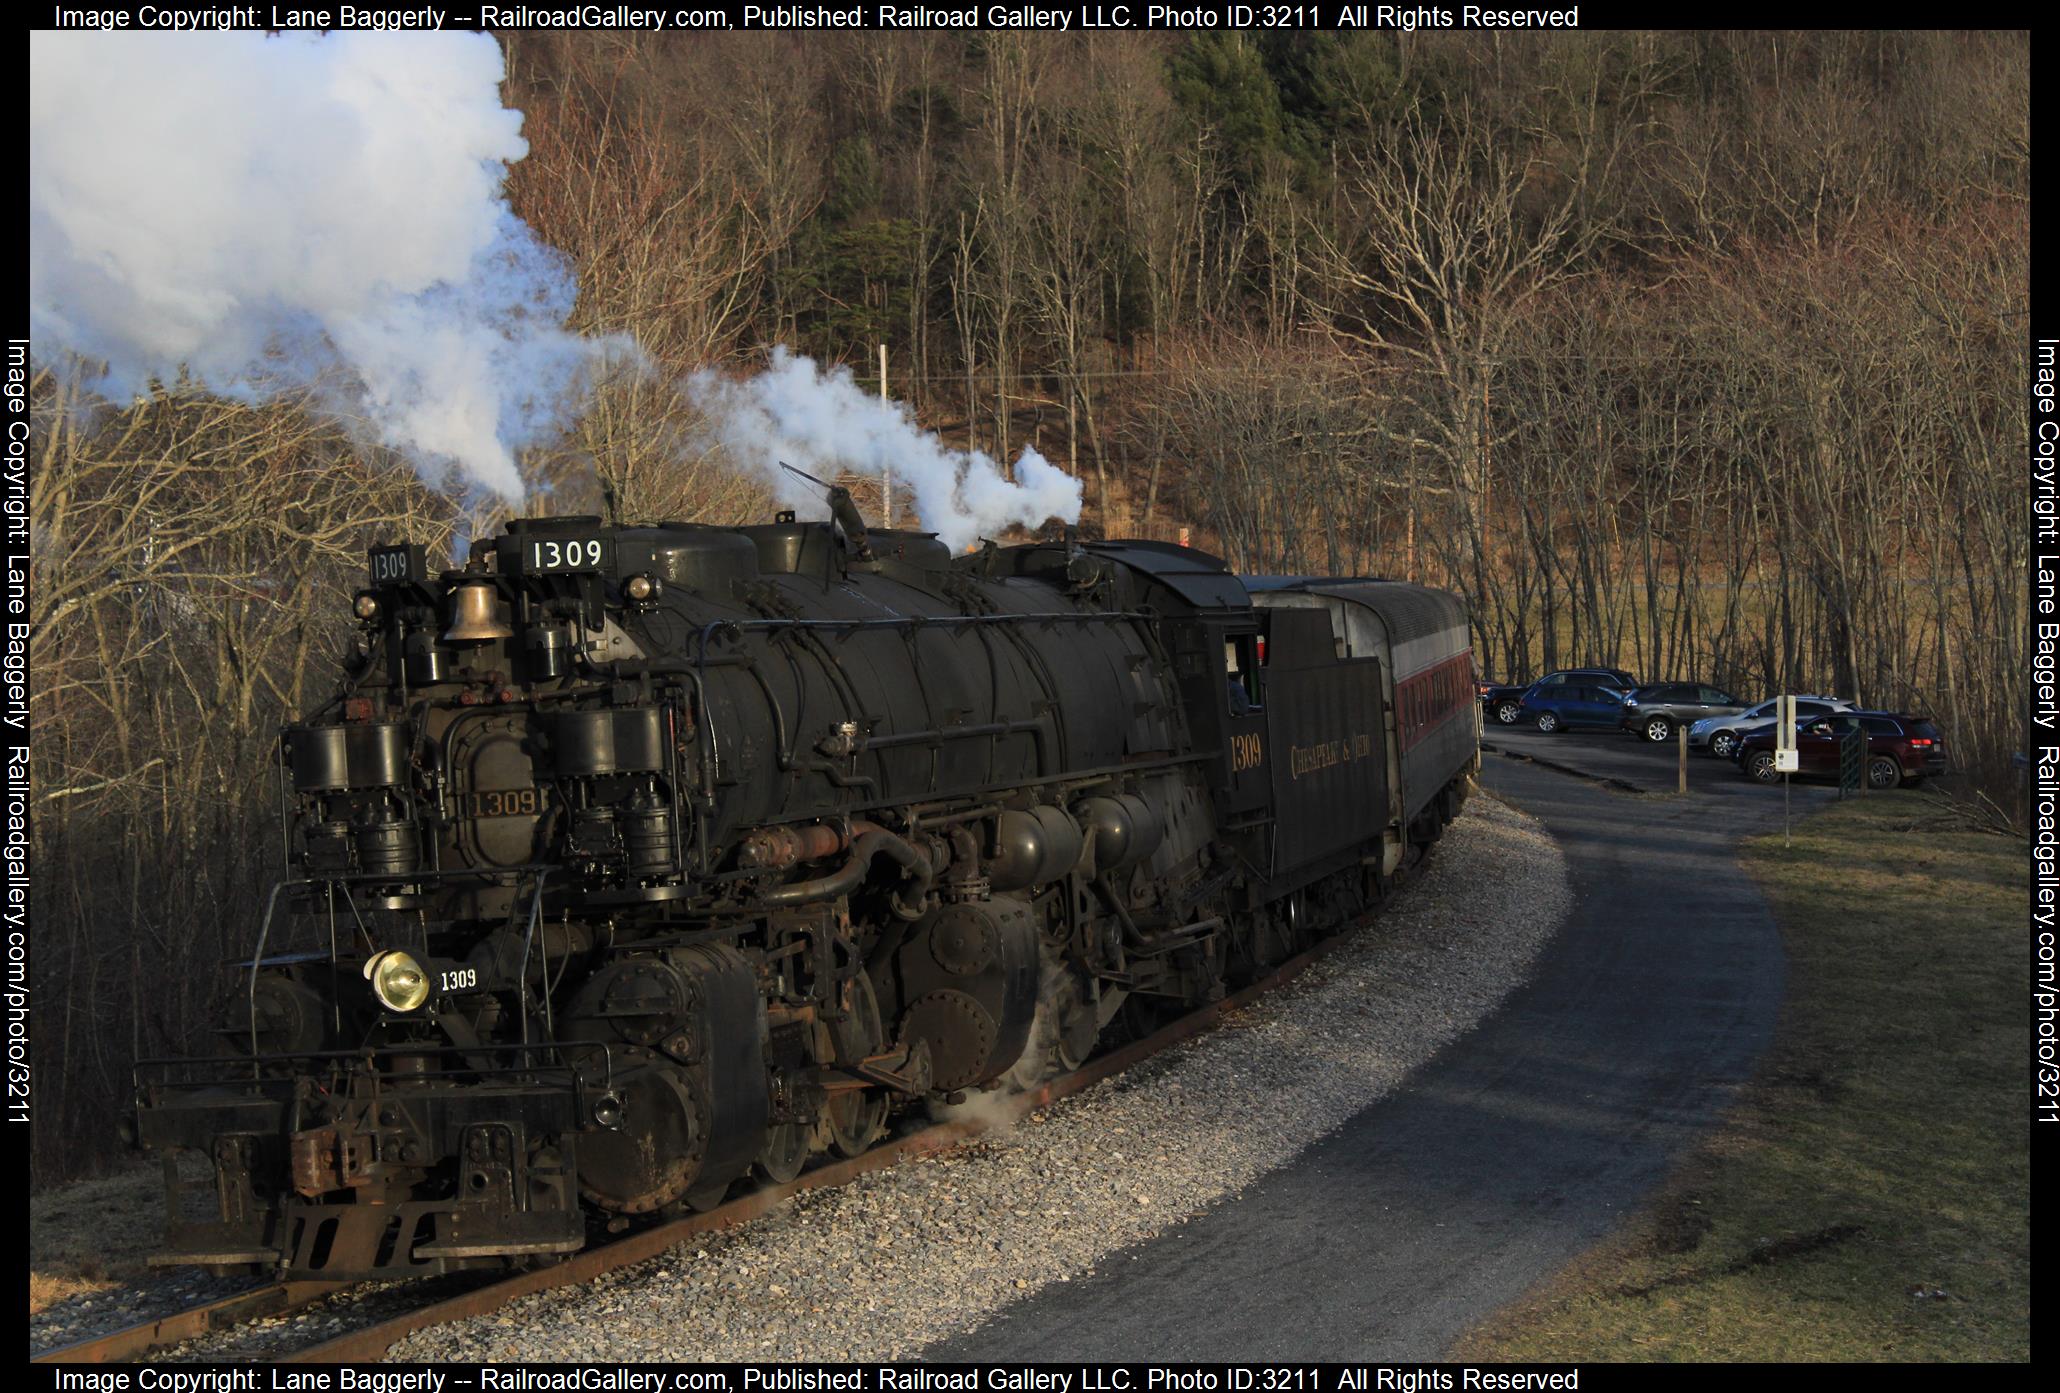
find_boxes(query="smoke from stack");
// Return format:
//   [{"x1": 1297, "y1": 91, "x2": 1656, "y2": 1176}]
[
  {"x1": 28, "y1": 30, "x2": 628, "y2": 501},
  {"x1": 686, "y1": 349, "x2": 1083, "y2": 551},
  {"x1": 29, "y1": 33, "x2": 1081, "y2": 543}
]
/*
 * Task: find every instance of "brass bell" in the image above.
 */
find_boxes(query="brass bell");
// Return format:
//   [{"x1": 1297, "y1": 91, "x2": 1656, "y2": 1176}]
[{"x1": 442, "y1": 580, "x2": 513, "y2": 643}]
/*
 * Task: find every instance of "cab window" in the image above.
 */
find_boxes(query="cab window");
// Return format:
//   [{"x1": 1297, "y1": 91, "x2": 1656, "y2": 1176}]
[{"x1": 1225, "y1": 635, "x2": 1264, "y2": 715}]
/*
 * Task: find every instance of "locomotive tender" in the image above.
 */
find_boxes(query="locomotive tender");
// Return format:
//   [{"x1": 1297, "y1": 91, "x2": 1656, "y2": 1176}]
[{"x1": 131, "y1": 498, "x2": 1477, "y2": 1279}]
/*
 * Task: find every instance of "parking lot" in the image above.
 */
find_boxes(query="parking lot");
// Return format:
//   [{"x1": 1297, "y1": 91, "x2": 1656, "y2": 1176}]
[{"x1": 1481, "y1": 718, "x2": 1844, "y2": 809}]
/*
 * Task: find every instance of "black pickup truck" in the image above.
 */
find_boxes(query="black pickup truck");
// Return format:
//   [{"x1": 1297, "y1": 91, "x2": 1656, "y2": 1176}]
[{"x1": 1479, "y1": 666, "x2": 1640, "y2": 726}]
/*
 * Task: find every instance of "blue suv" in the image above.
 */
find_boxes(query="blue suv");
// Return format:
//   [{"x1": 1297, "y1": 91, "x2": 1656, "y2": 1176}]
[{"x1": 1518, "y1": 681, "x2": 1629, "y2": 733}]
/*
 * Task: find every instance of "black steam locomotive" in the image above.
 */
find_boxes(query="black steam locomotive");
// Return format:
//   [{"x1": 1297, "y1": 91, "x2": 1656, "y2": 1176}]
[{"x1": 130, "y1": 497, "x2": 1477, "y2": 1279}]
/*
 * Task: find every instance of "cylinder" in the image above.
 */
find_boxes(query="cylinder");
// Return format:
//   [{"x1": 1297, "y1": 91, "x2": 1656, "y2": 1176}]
[
  {"x1": 287, "y1": 723, "x2": 408, "y2": 792},
  {"x1": 569, "y1": 806, "x2": 618, "y2": 858},
  {"x1": 988, "y1": 805, "x2": 1085, "y2": 891},
  {"x1": 550, "y1": 708, "x2": 665, "y2": 776},
  {"x1": 1027, "y1": 804, "x2": 1084, "y2": 883},
  {"x1": 302, "y1": 822, "x2": 353, "y2": 874},
  {"x1": 987, "y1": 810, "x2": 1043, "y2": 892},
  {"x1": 353, "y1": 820, "x2": 420, "y2": 877},
  {"x1": 526, "y1": 624, "x2": 570, "y2": 682},
  {"x1": 403, "y1": 631, "x2": 447, "y2": 686},
  {"x1": 621, "y1": 799, "x2": 676, "y2": 875},
  {"x1": 1119, "y1": 794, "x2": 1163, "y2": 867},
  {"x1": 1075, "y1": 793, "x2": 1163, "y2": 874}
]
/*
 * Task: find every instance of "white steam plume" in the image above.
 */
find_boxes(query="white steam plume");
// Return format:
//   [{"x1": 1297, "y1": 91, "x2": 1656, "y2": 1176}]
[
  {"x1": 28, "y1": 31, "x2": 627, "y2": 500},
  {"x1": 686, "y1": 348, "x2": 1083, "y2": 551}
]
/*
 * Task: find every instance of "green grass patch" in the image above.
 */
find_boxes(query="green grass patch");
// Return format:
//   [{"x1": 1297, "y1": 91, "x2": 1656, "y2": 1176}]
[{"x1": 1454, "y1": 790, "x2": 2029, "y2": 1361}]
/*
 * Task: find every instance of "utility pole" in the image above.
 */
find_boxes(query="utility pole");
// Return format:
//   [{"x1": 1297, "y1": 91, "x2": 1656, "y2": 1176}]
[
  {"x1": 879, "y1": 343, "x2": 893, "y2": 526},
  {"x1": 1067, "y1": 397, "x2": 1077, "y2": 480}
]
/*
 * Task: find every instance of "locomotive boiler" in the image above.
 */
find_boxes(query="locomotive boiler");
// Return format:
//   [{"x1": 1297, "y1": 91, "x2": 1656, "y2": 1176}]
[{"x1": 129, "y1": 496, "x2": 1477, "y2": 1278}]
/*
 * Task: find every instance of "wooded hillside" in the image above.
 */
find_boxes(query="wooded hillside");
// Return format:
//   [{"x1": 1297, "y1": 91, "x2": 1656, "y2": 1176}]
[{"x1": 497, "y1": 30, "x2": 2027, "y2": 784}]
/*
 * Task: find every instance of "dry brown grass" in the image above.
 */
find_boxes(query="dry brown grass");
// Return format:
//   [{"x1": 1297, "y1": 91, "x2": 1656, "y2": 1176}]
[
  {"x1": 28, "y1": 1161, "x2": 165, "y2": 1316},
  {"x1": 1455, "y1": 790, "x2": 2029, "y2": 1360}
]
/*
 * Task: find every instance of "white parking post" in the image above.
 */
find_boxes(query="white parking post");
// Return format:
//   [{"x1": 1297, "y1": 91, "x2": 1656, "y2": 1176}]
[{"x1": 1776, "y1": 695, "x2": 1797, "y2": 845}]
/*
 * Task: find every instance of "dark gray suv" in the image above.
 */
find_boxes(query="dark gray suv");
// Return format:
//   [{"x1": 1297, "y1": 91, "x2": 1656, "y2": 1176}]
[{"x1": 1618, "y1": 683, "x2": 1749, "y2": 743}]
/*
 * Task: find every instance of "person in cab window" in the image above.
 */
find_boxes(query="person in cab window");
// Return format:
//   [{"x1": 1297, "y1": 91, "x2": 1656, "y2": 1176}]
[{"x1": 1226, "y1": 640, "x2": 1253, "y2": 717}]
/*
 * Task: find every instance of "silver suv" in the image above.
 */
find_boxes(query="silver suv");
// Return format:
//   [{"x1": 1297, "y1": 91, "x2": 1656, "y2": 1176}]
[{"x1": 1689, "y1": 694, "x2": 1854, "y2": 760}]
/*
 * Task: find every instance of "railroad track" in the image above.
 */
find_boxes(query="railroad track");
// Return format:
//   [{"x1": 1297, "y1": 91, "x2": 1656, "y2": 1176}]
[{"x1": 36, "y1": 856, "x2": 1426, "y2": 1366}]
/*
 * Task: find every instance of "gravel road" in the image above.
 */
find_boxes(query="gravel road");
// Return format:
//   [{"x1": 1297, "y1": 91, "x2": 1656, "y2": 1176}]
[
  {"x1": 935, "y1": 753, "x2": 1790, "y2": 1360},
  {"x1": 394, "y1": 792, "x2": 1569, "y2": 1362}
]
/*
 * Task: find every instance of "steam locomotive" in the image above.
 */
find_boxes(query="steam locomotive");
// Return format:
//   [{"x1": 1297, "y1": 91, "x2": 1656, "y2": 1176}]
[{"x1": 130, "y1": 495, "x2": 1477, "y2": 1279}]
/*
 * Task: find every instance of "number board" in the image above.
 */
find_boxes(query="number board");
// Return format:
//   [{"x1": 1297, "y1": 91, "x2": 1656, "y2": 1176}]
[
  {"x1": 367, "y1": 544, "x2": 428, "y2": 588},
  {"x1": 439, "y1": 965, "x2": 482, "y2": 995},
  {"x1": 462, "y1": 787, "x2": 545, "y2": 819},
  {"x1": 522, "y1": 536, "x2": 611, "y2": 575}
]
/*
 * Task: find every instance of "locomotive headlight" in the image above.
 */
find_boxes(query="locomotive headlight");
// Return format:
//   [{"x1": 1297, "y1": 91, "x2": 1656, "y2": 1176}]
[
  {"x1": 624, "y1": 573, "x2": 659, "y2": 603},
  {"x1": 364, "y1": 950, "x2": 431, "y2": 1013},
  {"x1": 353, "y1": 592, "x2": 381, "y2": 621}
]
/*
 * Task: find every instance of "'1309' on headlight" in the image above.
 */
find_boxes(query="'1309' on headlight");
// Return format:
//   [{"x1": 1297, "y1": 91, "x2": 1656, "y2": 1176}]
[{"x1": 364, "y1": 950, "x2": 431, "y2": 1013}]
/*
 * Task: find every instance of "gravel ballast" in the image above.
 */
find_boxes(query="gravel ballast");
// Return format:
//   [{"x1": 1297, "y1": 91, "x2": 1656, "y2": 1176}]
[{"x1": 391, "y1": 792, "x2": 1570, "y2": 1363}]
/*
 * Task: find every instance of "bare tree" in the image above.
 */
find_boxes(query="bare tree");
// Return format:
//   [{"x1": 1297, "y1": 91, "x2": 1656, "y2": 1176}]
[
  {"x1": 29, "y1": 375, "x2": 456, "y2": 1180},
  {"x1": 958, "y1": 34, "x2": 1060, "y2": 464}
]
